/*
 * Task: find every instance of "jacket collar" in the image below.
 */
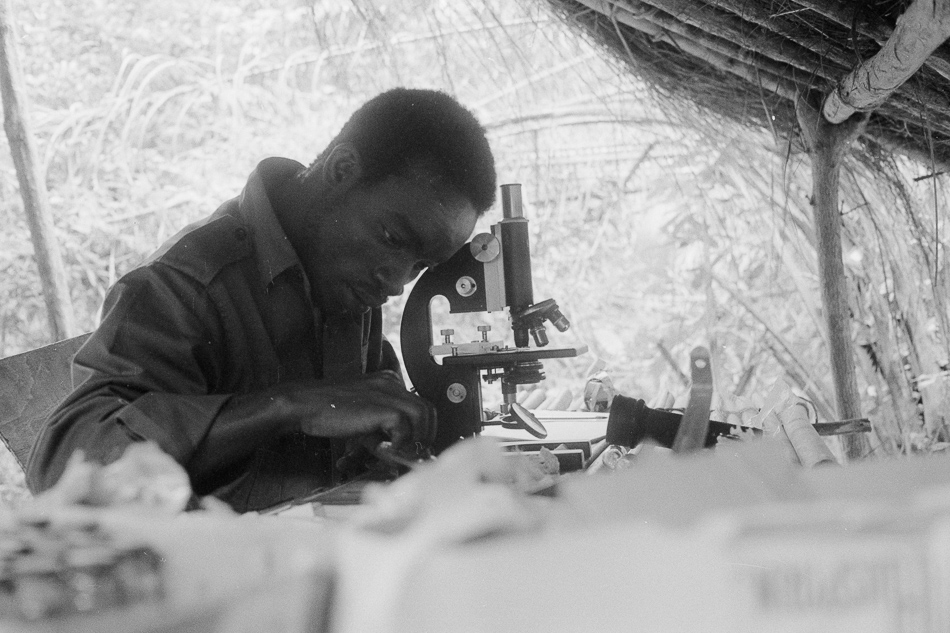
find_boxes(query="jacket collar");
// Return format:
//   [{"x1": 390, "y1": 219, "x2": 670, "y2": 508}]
[{"x1": 238, "y1": 157, "x2": 306, "y2": 289}]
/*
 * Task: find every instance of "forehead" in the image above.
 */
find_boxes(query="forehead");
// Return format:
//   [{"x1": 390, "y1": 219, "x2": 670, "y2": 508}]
[{"x1": 373, "y1": 173, "x2": 478, "y2": 259}]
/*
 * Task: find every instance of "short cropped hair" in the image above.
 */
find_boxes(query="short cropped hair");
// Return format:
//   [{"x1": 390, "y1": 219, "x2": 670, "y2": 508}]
[{"x1": 315, "y1": 88, "x2": 496, "y2": 215}]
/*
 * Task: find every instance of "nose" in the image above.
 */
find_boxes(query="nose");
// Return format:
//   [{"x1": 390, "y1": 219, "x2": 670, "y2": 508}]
[
  {"x1": 377, "y1": 275, "x2": 404, "y2": 298},
  {"x1": 375, "y1": 251, "x2": 432, "y2": 297},
  {"x1": 374, "y1": 263, "x2": 416, "y2": 298}
]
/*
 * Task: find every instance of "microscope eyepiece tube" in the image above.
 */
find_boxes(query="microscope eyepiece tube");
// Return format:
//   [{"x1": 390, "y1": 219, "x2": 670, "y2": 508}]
[
  {"x1": 500, "y1": 184, "x2": 523, "y2": 219},
  {"x1": 499, "y1": 184, "x2": 534, "y2": 339}
]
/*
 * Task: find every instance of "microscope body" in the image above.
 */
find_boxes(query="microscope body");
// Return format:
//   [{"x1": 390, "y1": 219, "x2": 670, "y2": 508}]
[{"x1": 399, "y1": 184, "x2": 586, "y2": 453}]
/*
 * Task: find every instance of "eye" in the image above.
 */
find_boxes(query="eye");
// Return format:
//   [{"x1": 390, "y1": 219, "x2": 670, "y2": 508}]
[{"x1": 382, "y1": 226, "x2": 404, "y2": 248}]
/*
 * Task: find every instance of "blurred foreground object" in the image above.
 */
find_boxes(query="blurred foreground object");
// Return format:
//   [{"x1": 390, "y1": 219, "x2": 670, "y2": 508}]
[
  {"x1": 334, "y1": 437, "x2": 555, "y2": 633},
  {"x1": 353, "y1": 436, "x2": 555, "y2": 535},
  {"x1": 0, "y1": 514, "x2": 163, "y2": 621},
  {"x1": 333, "y1": 436, "x2": 950, "y2": 632},
  {"x1": 0, "y1": 504, "x2": 333, "y2": 632},
  {"x1": 32, "y1": 442, "x2": 191, "y2": 513}
]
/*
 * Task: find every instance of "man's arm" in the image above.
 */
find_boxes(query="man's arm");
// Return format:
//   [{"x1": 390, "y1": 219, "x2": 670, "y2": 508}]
[
  {"x1": 185, "y1": 369, "x2": 433, "y2": 485},
  {"x1": 26, "y1": 266, "x2": 433, "y2": 494},
  {"x1": 26, "y1": 267, "x2": 234, "y2": 492}
]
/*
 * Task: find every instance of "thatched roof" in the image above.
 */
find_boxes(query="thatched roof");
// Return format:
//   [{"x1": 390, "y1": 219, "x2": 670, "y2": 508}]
[{"x1": 545, "y1": 0, "x2": 950, "y2": 172}]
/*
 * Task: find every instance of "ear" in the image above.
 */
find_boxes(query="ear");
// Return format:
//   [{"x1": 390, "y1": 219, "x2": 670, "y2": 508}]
[{"x1": 323, "y1": 143, "x2": 362, "y2": 189}]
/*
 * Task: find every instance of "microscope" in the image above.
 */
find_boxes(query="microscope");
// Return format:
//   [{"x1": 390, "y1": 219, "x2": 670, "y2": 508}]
[{"x1": 399, "y1": 184, "x2": 587, "y2": 454}]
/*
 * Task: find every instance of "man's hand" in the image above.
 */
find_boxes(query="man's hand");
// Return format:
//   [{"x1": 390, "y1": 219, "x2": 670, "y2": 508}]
[
  {"x1": 187, "y1": 371, "x2": 436, "y2": 487},
  {"x1": 292, "y1": 370, "x2": 436, "y2": 449}
]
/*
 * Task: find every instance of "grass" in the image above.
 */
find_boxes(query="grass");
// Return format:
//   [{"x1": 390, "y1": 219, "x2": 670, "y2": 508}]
[{"x1": 0, "y1": 444, "x2": 30, "y2": 509}]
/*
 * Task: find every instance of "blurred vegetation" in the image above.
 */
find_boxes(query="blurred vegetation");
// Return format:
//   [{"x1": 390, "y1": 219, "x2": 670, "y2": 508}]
[{"x1": 1, "y1": 0, "x2": 948, "y2": 502}]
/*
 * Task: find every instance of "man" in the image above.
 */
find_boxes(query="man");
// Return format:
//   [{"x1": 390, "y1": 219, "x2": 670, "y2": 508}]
[{"x1": 26, "y1": 88, "x2": 497, "y2": 512}]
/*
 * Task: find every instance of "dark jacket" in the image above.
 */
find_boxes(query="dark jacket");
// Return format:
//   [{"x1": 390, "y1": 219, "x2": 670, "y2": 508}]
[{"x1": 26, "y1": 158, "x2": 398, "y2": 511}]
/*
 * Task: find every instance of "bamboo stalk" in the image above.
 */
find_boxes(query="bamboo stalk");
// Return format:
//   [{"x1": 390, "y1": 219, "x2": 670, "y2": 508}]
[
  {"x1": 580, "y1": 0, "x2": 950, "y2": 155},
  {"x1": 637, "y1": 0, "x2": 942, "y2": 127},
  {"x1": 619, "y1": 0, "x2": 824, "y2": 78},
  {"x1": 0, "y1": 0, "x2": 75, "y2": 341},
  {"x1": 880, "y1": 208, "x2": 950, "y2": 441},
  {"x1": 822, "y1": 0, "x2": 950, "y2": 123},
  {"x1": 701, "y1": 0, "x2": 868, "y2": 75},
  {"x1": 626, "y1": 3, "x2": 813, "y2": 93},
  {"x1": 781, "y1": 405, "x2": 839, "y2": 467},
  {"x1": 733, "y1": 363, "x2": 756, "y2": 397},
  {"x1": 485, "y1": 107, "x2": 666, "y2": 134},
  {"x1": 591, "y1": 0, "x2": 950, "y2": 135},
  {"x1": 573, "y1": 0, "x2": 802, "y2": 101},
  {"x1": 839, "y1": 171, "x2": 933, "y2": 445},
  {"x1": 703, "y1": 0, "x2": 950, "y2": 119}
]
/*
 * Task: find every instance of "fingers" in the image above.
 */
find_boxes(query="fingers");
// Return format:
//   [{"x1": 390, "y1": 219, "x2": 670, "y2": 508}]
[
  {"x1": 375, "y1": 390, "x2": 435, "y2": 448},
  {"x1": 365, "y1": 369, "x2": 405, "y2": 389},
  {"x1": 355, "y1": 406, "x2": 415, "y2": 449},
  {"x1": 382, "y1": 411, "x2": 412, "y2": 448},
  {"x1": 354, "y1": 373, "x2": 437, "y2": 448},
  {"x1": 370, "y1": 369, "x2": 404, "y2": 387},
  {"x1": 301, "y1": 372, "x2": 437, "y2": 449}
]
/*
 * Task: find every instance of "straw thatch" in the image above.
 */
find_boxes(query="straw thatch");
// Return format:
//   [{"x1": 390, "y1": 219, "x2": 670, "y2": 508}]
[
  {"x1": 537, "y1": 0, "x2": 950, "y2": 457},
  {"x1": 545, "y1": 0, "x2": 950, "y2": 173}
]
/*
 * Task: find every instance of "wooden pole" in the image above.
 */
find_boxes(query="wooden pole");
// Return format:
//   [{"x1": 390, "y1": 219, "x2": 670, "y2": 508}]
[
  {"x1": 0, "y1": 0, "x2": 75, "y2": 341},
  {"x1": 823, "y1": 0, "x2": 950, "y2": 123},
  {"x1": 795, "y1": 94, "x2": 871, "y2": 460}
]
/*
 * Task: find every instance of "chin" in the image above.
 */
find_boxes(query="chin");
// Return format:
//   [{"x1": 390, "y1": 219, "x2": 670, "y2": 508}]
[
  {"x1": 337, "y1": 298, "x2": 373, "y2": 317},
  {"x1": 316, "y1": 294, "x2": 350, "y2": 317}
]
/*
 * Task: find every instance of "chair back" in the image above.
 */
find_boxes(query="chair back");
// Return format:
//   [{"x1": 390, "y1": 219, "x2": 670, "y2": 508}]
[{"x1": 0, "y1": 334, "x2": 90, "y2": 469}]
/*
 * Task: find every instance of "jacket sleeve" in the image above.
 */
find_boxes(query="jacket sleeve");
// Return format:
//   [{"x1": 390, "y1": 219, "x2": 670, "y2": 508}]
[{"x1": 25, "y1": 265, "x2": 232, "y2": 493}]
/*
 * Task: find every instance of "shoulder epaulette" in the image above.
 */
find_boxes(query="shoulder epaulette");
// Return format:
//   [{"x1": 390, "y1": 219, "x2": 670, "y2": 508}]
[{"x1": 145, "y1": 202, "x2": 252, "y2": 286}]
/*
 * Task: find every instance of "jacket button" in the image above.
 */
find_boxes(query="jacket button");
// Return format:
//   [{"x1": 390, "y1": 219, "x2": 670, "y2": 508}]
[{"x1": 234, "y1": 227, "x2": 248, "y2": 241}]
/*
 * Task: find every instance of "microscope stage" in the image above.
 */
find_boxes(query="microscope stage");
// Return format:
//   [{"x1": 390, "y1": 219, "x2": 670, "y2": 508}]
[{"x1": 440, "y1": 344, "x2": 588, "y2": 369}]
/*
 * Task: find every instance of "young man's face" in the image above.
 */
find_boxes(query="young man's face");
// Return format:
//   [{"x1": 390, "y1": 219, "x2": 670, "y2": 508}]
[{"x1": 305, "y1": 172, "x2": 479, "y2": 316}]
